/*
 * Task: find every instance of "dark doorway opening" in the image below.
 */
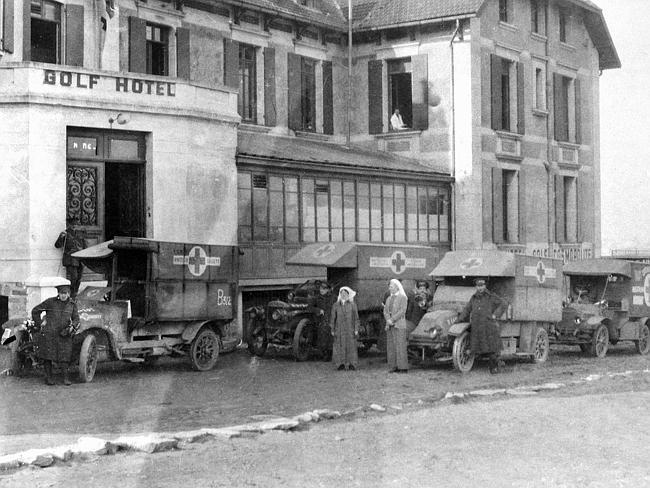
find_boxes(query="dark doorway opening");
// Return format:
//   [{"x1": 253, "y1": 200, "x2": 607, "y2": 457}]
[{"x1": 105, "y1": 163, "x2": 145, "y2": 240}]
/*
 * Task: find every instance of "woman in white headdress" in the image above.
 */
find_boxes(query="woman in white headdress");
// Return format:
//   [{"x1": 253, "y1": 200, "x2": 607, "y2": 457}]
[
  {"x1": 329, "y1": 286, "x2": 360, "y2": 371},
  {"x1": 383, "y1": 279, "x2": 409, "y2": 373}
]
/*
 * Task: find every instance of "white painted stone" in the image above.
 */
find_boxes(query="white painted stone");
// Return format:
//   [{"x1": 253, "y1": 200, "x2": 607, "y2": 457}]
[{"x1": 370, "y1": 404, "x2": 386, "y2": 412}]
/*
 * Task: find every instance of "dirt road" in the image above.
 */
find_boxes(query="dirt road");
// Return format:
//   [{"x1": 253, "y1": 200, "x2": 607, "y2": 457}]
[{"x1": 3, "y1": 388, "x2": 649, "y2": 487}]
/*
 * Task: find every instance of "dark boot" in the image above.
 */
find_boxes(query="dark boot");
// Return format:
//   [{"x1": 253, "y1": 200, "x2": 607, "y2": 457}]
[
  {"x1": 488, "y1": 355, "x2": 499, "y2": 374},
  {"x1": 62, "y1": 363, "x2": 72, "y2": 386},
  {"x1": 44, "y1": 361, "x2": 55, "y2": 385}
]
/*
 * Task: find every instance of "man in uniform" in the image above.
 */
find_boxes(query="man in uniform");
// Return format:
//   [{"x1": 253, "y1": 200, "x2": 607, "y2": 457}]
[
  {"x1": 457, "y1": 278, "x2": 507, "y2": 374},
  {"x1": 406, "y1": 280, "x2": 433, "y2": 333},
  {"x1": 314, "y1": 281, "x2": 334, "y2": 360},
  {"x1": 54, "y1": 218, "x2": 86, "y2": 297},
  {"x1": 31, "y1": 278, "x2": 80, "y2": 385}
]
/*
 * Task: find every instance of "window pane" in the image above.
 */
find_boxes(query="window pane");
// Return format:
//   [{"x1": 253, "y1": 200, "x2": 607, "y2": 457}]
[
  {"x1": 269, "y1": 182, "x2": 283, "y2": 242},
  {"x1": 67, "y1": 137, "x2": 98, "y2": 157},
  {"x1": 371, "y1": 183, "x2": 382, "y2": 242},
  {"x1": 395, "y1": 184, "x2": 405, "y2": 242},
  {"x1": 238, "y1": 187, "x2": 252, "y2": 242},
  {"x1": 343, "y1": 182, "x2": 356, "y2": 241},
  {"x1": 110, "y1": 139, "x2": 139, "y2": 159},
  {"x1": 253, "y1": 186, "x2": 268, "y2": 240},
  {"x1": 418, "y1": 187, "x2": 428, "y2": 242},
  {"x1": 383, "y1": 184, "x2": 394, "y2": 242},
  {"x1": 285, "y1": 188, "x2": 299, "y2": 243},
  {"x1": 302, "y1": 179, "x2": 315, "y2": 242},
  {"x1": 407, "y1": 186, "x2": 418, "y2": 242}
]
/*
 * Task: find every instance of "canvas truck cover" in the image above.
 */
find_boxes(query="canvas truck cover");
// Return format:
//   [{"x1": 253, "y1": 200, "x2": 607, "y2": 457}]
[
  {"x1": 149, "y1": 240, "x2": 237, "y2": 321},
  {"x1": 287, "y1": 242, "x2": 443, "y2": 280},
  {"x1": 563, "y1": 258, "x2": 632, "y2": 278},
  {"x1": 431, "y1": 250, "x2": 563, "y2": 322},
  {"x1": 75, "y1": 237, "x2": 238, "y2": 322}
]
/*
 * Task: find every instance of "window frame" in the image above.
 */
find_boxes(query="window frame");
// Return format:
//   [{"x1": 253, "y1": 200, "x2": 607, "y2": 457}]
[
  {"x1": 146, "y1": 22, "x2": 170, "y2": 76},
  {"x1": 559, "y1": 7, "x2": 568, "y2": 44},
  {"x1": 300, "y1": 57, "x2": 317, "y2": 132},
  {"x1": 531, "y1": 0, "x2": 546, "y2": 36},
  {"x1": 30, "y1": 0, "x2": 62, "y2": 64},
  {"x1": 238, "y1": 43, "x2": 257, "y2": 123},
  {"x1": 387, "y1": 57, "x2": 413, "y2": 129},
  {"x1": 236, "y1": 170, "x2": 451, "y2": 245},
  {"x1": 499, "y1": 0, "x2": 510, "y2": 24}
]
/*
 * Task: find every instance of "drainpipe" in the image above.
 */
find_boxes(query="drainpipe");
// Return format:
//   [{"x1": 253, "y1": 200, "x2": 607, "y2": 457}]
[
  {"x1": 346, "y1": 0, "x2": 352, "y2": 147},
  {"x1": 450, "y1": 19, "x2": 462, "y2": 251}
]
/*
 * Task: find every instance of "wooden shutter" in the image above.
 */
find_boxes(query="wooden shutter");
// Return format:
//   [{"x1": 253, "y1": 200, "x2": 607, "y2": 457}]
[
  {"x1": 263, "y1": 47, "x2": 276, "y2": 126},
  {"x1": 368, "y1": 59, "x2": 383, "y2": 134},
  {"x1": 129, "y1": 16, "x2": 147, "y2": 73},
  {"x1": 176, "y1": 27, "x2": 190, "y2": 80},
  {"x1": 492, "y1": 167, "x2": 504, "y2": 243},
  {"x1": 491, "y1": 54, "x2": 503, "y2": 131},
  {"x1": 516, "y1": 61, "x2": 525, "y2": 134},
  {"x1": 411, "y1": 54, "x2": 428, "y2": 130},
  {"x1": 287, "y1": 52, "x2": 302, "y2": 131},
  {"x1": 553, "y1": 73, "x2": 568, "y2": 141},
  {"x1": 223, "y1": 39, "x2": 239, "y2": 88},
  {"x1": 65, "y1": 5, "x2": 84, "y2": 66},
  {"x1": 555, "y1": 174, "x2": 565, "y2": 243},
  {"x1": 574, "y1": 77, "x2": 582, "y2": 144},
  {"x1": 322, "y1": 60, "x2": 333, "y2": 134},
  {"x1": 518, "y1": 169, "x2": 526, "y2": 243},
  {"x1": 22, "y1": 0, "x2": 30, "y2": 61},
  {"x1": 2, "y1": 0, "x2": 14, "y2": 53}
]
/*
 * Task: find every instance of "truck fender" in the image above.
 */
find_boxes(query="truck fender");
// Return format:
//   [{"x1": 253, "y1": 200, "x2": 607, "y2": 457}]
[
  {"x1": 448, "y1": 322, "x2": 470, "y2": 337},
  {"x1": 181, "y1": 321, "x2": 213, "y2": 343},
  {"x1": 75, "y1": 327, "x2": 120, "y2": 362},
  {"x1": 585, "y1": 315, "x2": 606, "y2": 328}
]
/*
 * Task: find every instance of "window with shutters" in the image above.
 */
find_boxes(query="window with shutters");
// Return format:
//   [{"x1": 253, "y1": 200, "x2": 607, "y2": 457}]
[
  {"x1": 554, "y1": 74, "x2": 577, "y2": 143},
  {"x1": 301, "y1": 57, "x2": 316, "y2": 131},
  {"x1": 146, "y1": 23, "x2": 169, "y2": 76},
  {"x1": 555, "y1": 176, "x2": 577, "y2": 243},
  {"x1": 531, "y1": 0, "x2": 546, "y2": 35},
  {"x1": 490, "y1": 55, "x2": 524, "y2": 134},
  {"x1": 534, "y1": 62, "x2": 547, "y2": 110},
  {"x1": 388, "y1": 58, "x2": 412, "y2": 129},
  {"x1": 492, "y1": 169, "x2": 520, "y2": 244},
  {"x1": 559, "y1": 7, "x2": 568, "y2": 43},
  {"x1": 239, "y1": 44, "x2": 257, "y2": 123},
  {"x1": 31, "y1": 0, "x2": 61, "y2": 64}
]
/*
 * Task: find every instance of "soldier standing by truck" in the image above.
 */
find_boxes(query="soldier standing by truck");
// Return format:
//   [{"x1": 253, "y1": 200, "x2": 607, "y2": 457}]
[{"x1": 457, "y1": 278, "x2": 507, "y2": 374}]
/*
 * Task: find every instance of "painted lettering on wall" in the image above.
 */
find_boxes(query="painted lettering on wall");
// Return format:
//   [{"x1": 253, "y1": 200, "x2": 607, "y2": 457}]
[{"x1": 43, "y1": 70, "x2": 176, "y2": 97}]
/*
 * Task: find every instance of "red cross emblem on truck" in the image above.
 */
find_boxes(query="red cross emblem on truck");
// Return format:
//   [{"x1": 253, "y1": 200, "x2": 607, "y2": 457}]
[{"x1": 173, "y1": 246, "x2": 220, "y2": 277}]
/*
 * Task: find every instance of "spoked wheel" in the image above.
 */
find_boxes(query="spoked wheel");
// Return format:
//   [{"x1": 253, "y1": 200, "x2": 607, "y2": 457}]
[
  {"x1": 452, "y1": 331, "x2": 475, "y2": 373},
  {"x1": 532, "y1": 327, "x2": 550, "y2": 363},
  {"x1": 293, "y1": 318, "x2": 314, "y2": 362},
  {"x1": 589, "y1": 324, "x2": 609, "y2": 358},
  {"x1": 190, "y1": 328, "x2": 220, "y2": 371},
  {"x1": 247, "y1": 319, "x2": 268, "y2": 357},
  {"x1": 635, "y1": 323, "x2": 650, "y2": 355},
  {"x1": 79, "y1": 334, "x2": 98, "y2": 383}
]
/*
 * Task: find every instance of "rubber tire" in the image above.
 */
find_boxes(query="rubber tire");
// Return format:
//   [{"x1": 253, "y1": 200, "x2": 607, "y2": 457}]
[
  {"x1": 247, "y1": 319, "x2": 268, "y2": 357},
  {"x1": 452, "y1": 331, "x2": 475, "y2": 373},
  {"x1": 292, "y1": 318, "x2": 313, "y2": 362},
  {"x1": 532, "y1": 327, "x2": 550, "y2": 363},
  {"x1": 190, "y1": 328, "x2": 220, "y2": 371},
  {"x1": 635, "y1": 323, "x2": 650, "y2": 355},
  {"x1": 78, "y1": 334, "x2": 98, "y2": 383},
  {"x1": 579, "y1": 343, "x2": 590, "y2": 354},
  {"x1": 589, "y1": 324, "x2": 609, "y2": 358}
]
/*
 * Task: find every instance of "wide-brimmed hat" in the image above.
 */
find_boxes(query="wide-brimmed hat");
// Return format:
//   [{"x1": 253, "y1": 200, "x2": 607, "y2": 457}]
[{"x1": 473, "y1": 277, "x2": 487, "y2": 285}]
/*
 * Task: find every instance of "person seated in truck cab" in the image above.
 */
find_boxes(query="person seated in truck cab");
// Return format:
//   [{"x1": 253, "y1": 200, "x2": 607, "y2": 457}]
[{"x1": 573, "y1": 285, "x2": 593, "y2": 304}]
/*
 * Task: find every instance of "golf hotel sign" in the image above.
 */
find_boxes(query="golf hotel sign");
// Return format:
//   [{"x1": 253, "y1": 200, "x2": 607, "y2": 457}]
[{"x1": 43, "y1": 69, "x2": 177, "y2": 97}]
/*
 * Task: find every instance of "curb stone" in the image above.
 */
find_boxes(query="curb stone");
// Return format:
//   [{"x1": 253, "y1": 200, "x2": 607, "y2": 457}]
[{"x1": 2, "y1": 368, "x2": 648, "y2": 472}]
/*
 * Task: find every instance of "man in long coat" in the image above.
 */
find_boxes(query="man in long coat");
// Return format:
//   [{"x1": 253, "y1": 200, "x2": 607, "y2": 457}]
[
  {"x1": 54, "y1": 219, "x2": 86, "y2": 297},
  {"x1": 32, "y1": 280, "x2": 79, "y2": 385},
  {"x1": 457, "y1": 278, "x2": 507, "y2": 374}
]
